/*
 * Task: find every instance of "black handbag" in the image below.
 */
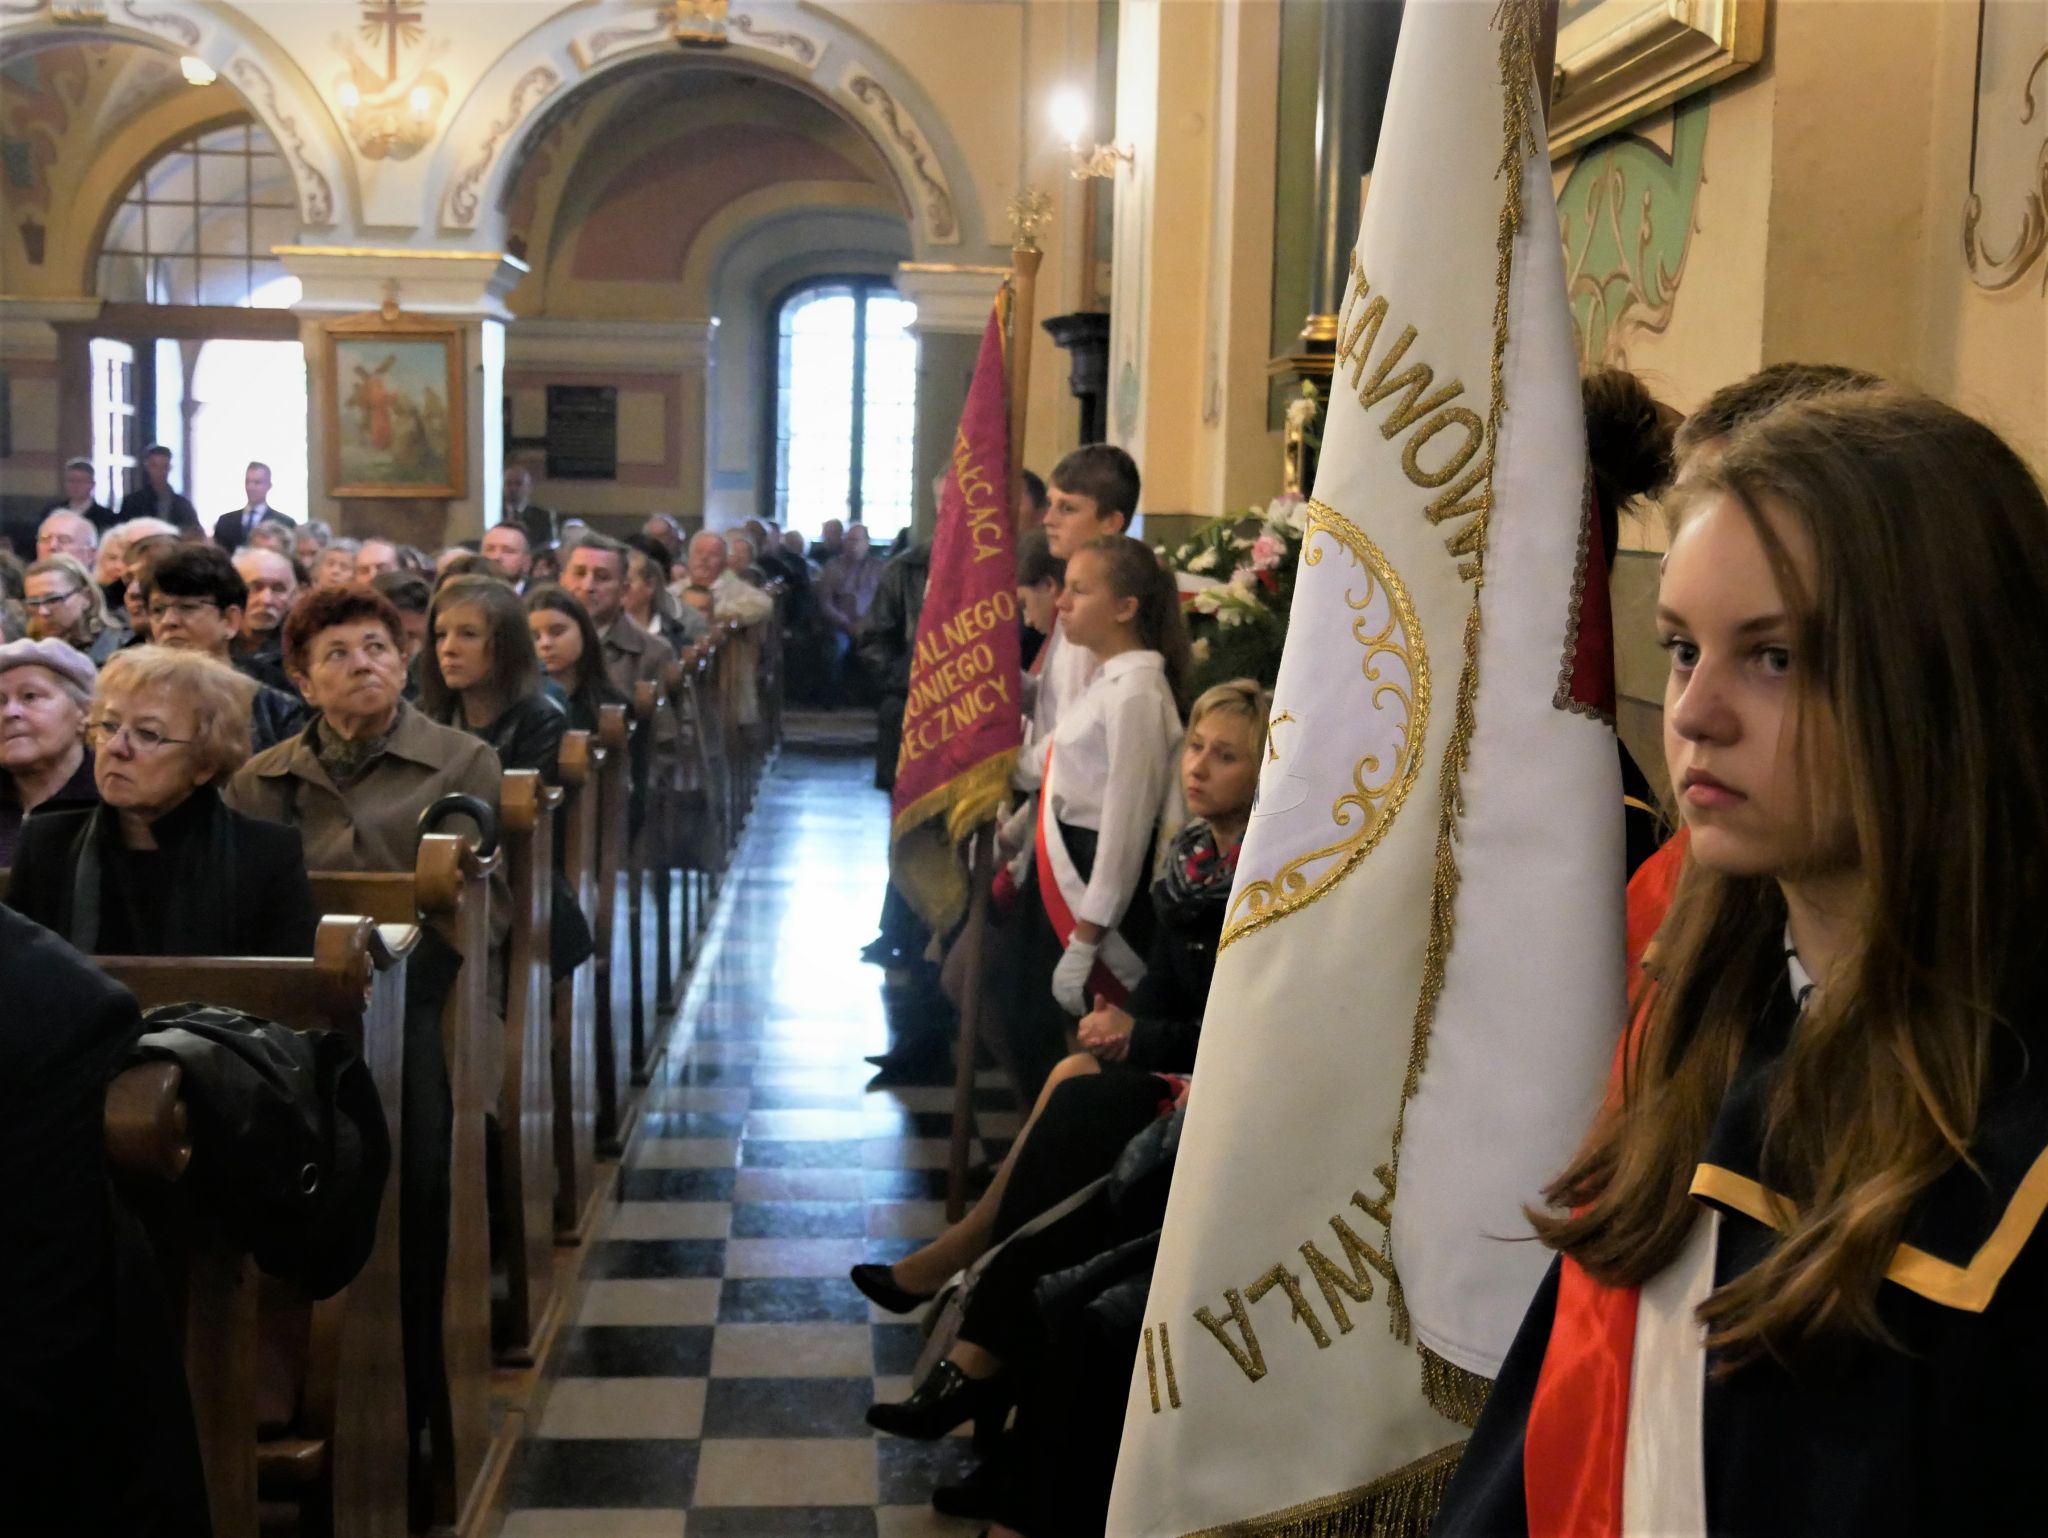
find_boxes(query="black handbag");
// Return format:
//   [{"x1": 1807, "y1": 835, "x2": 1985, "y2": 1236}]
[{"x1": 132, "y1": 1004, "x2": 391, "y2": 1299}]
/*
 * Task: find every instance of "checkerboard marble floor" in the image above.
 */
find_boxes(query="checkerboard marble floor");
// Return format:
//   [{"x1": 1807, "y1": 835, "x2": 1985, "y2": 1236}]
[{"x1": 497, "y1": 753, "x2": 1020, "y2": 1537}]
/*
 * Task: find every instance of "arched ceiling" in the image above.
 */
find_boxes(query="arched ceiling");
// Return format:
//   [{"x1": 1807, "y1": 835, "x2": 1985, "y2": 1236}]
[{"x1": 501, "y1": 66, "x2": 906, "y2": 309}]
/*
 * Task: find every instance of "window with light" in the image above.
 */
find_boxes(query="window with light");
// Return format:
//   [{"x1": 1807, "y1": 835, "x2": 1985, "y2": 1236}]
[
  {"x1": 96, "y1": 120, "x2": 302, "y2": 309},
  {"x1": 773, "y1": 278, "x2": 919, "y2": 545}
]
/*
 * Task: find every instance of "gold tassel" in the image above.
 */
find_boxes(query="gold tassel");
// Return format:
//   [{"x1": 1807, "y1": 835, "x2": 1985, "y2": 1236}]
[
  {"x1": 1176, "y1": 1443, "x2": 1467, "y2": 1538},
  {"x1": 1419, "y1": 1343, "x2": 1494, "y2": 1430}
]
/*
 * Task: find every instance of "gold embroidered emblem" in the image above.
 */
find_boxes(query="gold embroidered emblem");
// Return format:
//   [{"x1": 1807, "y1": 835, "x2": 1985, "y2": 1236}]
[{"x1": 1221, "y1": 502, "x2": 1429, "y2": 948}]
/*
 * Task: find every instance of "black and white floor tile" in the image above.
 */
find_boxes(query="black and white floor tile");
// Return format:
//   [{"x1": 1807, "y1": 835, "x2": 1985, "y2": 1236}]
[{"x1": 497, "y1": 752, "x2": 1020, "y2": 1537}]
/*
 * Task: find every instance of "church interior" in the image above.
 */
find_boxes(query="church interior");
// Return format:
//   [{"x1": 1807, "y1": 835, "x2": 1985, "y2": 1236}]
[{"x1": 1, "y1": 0, "x2": 2045, "y2": 1535}]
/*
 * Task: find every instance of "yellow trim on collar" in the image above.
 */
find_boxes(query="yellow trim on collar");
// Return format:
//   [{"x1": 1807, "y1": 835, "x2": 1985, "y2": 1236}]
[{"x1": 1689, "y1": 1154, "x2": 2048, "y2": 1314}]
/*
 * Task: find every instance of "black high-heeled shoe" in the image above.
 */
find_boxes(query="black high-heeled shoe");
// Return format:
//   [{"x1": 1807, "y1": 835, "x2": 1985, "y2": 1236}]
[
  {"x1": 865, "y1": 1359, "x2": 1009, "y2": 1440},
  {"x1": 850, "y1": 1262, "x2": 933, "y2": 1315}
]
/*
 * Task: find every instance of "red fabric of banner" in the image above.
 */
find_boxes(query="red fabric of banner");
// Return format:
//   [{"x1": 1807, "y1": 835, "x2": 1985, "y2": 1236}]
[{"x1": 889, "y1": 303, "x2": 1024, "y2": 838}]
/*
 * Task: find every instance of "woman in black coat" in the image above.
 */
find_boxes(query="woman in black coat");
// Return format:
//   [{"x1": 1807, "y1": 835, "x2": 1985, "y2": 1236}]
[{"x1": 6, "y1": 646, "x2": 318, "y2": 956}]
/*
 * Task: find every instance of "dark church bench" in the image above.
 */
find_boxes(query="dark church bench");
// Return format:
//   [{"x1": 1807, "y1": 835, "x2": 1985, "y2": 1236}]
[
  {"x1": 102, "y1": 915, "x2": 413, "y2": 1538},
  {"x1": 552, "y1": 729, "x2": 603, "y2": 1244},
  {"x1": 495, "y1": 769, "x2": 562, "y2": 1365},
  {"x1": 309, "y1": 835, "x2": 502, "y2": 1536}
]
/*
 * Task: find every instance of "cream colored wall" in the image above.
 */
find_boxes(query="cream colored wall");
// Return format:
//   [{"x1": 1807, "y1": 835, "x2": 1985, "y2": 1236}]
[{"x1": 1564, "y1": 0, "x2": 2048, "y2": 789}]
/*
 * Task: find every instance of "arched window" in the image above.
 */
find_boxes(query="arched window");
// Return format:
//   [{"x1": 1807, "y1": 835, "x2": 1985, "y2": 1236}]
[
  {"x1": 772, "y1": 277, "x2": 918, "y2": 543},
  {"x1": 96, "y1": 121, "x2": 301, "y2": 308}
]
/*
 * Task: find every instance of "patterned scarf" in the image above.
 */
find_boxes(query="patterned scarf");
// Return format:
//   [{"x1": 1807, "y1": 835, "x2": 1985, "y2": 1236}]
[
  {"x1": 1158, "y1": 819, "x2": 1240, "y2": 910},
  {"x1": 315, "y1": 710, "x2": 399, "y2": 790}
]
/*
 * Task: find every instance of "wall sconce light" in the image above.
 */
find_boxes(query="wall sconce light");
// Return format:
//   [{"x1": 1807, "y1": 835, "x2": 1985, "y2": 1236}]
[
  {"x1": 1051, "y1": 86, "x2": 1133, "y2": 180},
  {"x1": 179, "y1": 56, "x2": 217, "y2": 87}
]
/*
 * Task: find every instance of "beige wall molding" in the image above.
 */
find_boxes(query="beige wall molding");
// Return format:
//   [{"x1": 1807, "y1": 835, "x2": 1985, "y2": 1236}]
[
  {"x1": 508, "y1": 316, "x2": 714, "y2": 370},
  {"x1": 840, "y1": 66, "x2": 959, "y2": 245},
  {"x1": 276, "y1": 244, "x2": 527, "y2": 317},
  {"x1": 1962, "y1": 11, "x2": 2048, "y2": 293},
  {"x1": 894, "y1": 262, "x2": 1003, "y2": 334},
  {"x1": 1548, "y1": 0, "x2": 1763, "y2": 157}
]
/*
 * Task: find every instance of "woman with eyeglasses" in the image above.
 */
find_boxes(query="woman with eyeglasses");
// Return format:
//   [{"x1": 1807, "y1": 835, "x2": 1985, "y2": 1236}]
[
  {"x1": 0, "y1": 638, "x2": 98, "y2": 866},
  {"x1": 23, "y1": 554, "x2": 122, "y2": 665},
  {"x1": 5, "y1": 646, "x2": 318, "y2": 956}
]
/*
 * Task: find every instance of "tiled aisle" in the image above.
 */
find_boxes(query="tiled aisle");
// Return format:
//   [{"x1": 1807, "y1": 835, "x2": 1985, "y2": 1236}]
[{"x1": 499, "y1": 751, "x2": 1015, "y2": 1537}]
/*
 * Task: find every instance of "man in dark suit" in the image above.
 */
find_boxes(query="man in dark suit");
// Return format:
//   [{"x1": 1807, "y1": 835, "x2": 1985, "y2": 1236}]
[
  {"x1": 41, "y1": 457, "x2": 116, "y2": 535},
  {"x1": 503, "y1": 463, "x2": 557, "y2": 548},
  {"x1": 115, "y1": 444, "x2": 201, "y2": 535},
  {"x1": 211, "y1": 460, "x2": 294, "y2": 554}
]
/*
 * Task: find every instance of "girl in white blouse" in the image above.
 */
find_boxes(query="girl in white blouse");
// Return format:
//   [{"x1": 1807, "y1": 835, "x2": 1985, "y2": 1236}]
[{"x1": 1007, "y1": 534, "x2": 1190, "y2": 1095}]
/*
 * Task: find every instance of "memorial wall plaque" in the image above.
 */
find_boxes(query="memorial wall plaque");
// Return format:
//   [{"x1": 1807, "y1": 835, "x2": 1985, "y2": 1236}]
[{"x1": 546, "y1": 385, "x2": 618, "y2": 480}]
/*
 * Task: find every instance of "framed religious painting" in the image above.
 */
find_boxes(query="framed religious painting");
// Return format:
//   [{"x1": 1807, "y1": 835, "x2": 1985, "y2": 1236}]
[
  {"x1": 1547, "y1": 0, "x2": 1765, "y2": 156},
  {"x1": 323, "y1": 302, "x2": 467, "y2": 499}
]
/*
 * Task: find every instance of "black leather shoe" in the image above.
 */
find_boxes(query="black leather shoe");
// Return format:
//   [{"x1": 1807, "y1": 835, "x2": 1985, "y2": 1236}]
[
  {"x1": 849, "y1": 1262, "x2": 933, "y2": 1315},
  {"x1": 932, "y1": 1458, "x2": 1002, "y2": 1520},
  {"x1": 865, "y1": 1359, "x2": 1007, "y2": 1440}
]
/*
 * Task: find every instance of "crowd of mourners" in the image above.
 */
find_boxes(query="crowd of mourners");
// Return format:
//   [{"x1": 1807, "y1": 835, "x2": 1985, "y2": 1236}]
[{"x1": 13, "y1": 357, "x2": 2048, "y2": 1537}]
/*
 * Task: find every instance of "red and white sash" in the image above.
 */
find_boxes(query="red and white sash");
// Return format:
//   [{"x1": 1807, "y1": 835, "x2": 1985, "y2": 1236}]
[{"x1": 1033, "y1": 743, "x2": 1147, "y2": 1007}]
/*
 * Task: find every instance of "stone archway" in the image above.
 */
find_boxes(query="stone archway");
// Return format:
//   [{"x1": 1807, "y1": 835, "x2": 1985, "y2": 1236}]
[
  {"x1": 0, "y1": 5, "x2": 353, "y2": 230},
  {"x1": 426, "y1": 3, "x2": 979, "y2": 258}
]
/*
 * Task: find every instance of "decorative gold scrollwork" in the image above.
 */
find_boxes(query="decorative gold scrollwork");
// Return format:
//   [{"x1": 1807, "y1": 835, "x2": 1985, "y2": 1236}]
[{"x1": 1222, "y1": 501, "x2": 1429, "y2": 949}]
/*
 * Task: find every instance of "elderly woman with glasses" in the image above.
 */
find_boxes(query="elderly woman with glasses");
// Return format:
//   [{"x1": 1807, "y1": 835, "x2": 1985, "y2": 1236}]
[
  {"x1": 24, "y1": 554, "x2": 123, "y2": 666},
  {"x1": 0, "y1": 638, "x2": 98, "y2": 865},
  {"x1": 6, "y1": 646, "x2": 318, "y2": 956}
]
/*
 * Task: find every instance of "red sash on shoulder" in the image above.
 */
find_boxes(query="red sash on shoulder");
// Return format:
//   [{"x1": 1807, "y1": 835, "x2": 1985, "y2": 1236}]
[
  {"x1": 1033, "y1": 743, "x2": 1138, "y2": 1007},
  {"x1": 1525, "y1": 837, "x2": 1688, "y2": 1536}
]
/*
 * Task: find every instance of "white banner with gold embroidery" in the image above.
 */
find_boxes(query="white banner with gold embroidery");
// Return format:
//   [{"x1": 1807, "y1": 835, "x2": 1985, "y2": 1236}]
[{"x1": 1107, "y1": 1, "x2": 1625, "y2": 1532}]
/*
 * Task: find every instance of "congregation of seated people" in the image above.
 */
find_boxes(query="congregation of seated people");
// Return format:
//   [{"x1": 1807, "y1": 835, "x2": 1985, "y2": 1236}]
[
  {"x1": 14, "y1": 354, "x2": 2042, "y2": 1538},
  {"x1": 0, "y1": 463, "x2": 787, "y2": 1535}
]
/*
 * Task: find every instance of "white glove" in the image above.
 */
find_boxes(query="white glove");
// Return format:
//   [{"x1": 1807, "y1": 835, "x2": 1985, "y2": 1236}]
[{"x1": 1051, "y1": 936, "x2": 1099, "y2": 1016}]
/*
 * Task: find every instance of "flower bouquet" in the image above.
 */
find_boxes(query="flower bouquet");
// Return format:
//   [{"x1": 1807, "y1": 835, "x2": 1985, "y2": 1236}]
[{"x1": 1163, "y1": 492, "x2": 1308, "y2": 691}]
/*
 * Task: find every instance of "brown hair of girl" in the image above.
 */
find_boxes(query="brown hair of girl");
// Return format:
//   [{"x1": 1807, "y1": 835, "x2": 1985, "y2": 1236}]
[
  {"x1": 1080, "y1": 533, "x2": 1193, "y2": 712},
  {"x1": 419, "y1": 573, "x2": 543, "y2": 715},
  {"x1": 1534, "y1": 387, "x2": 2048, "y2": 1365}
]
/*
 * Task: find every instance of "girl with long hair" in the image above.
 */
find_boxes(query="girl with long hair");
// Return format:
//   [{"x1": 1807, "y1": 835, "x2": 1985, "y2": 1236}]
[
  {"x1": 1439, "y1": 388, "x2": 2048, "y2": 1536},
  {"x1": 1002, "y1": 533, "x2": 1191, "y2": 1098},
  {"x1": 523, "y1": 583, "x2": 628, "y2": 735},
  {"x1": 421, "y1": 574, "x2": 566, "y2": 783}
]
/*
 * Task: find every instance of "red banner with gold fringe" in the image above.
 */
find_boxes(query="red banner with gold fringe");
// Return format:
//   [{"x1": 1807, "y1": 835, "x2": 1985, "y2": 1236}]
[{"x1": 888, "y1": 300, "x2": 1023, "y2": 933}]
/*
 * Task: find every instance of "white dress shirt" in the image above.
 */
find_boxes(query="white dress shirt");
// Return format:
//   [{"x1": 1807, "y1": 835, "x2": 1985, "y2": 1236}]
[
  {"x1": 1014, "y1": 619, "x2": 1100, "y2": 791},
  {"x1": 1046, "y1": 648, "x2": 1182, "y2": 929}
]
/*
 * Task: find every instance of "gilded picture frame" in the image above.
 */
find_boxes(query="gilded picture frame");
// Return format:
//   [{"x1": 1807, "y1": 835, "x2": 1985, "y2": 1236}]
[
  {"x1": 1548, "y1": 0, "x2": 1765, "y2": 156},
  {"x1": 323, "y1": 304, "x2": 467, "y2": 499}
]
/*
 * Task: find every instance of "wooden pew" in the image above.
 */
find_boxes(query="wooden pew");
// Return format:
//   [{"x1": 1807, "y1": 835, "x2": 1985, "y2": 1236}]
[
  {"x1": 705, "y1": 626, "x2": 743, "y2": 874},
  {"x1": 102, "y1": 916, "x2": 413, "y2": 1538},
  {"x1": 675, "y1": 640, "x2": 728, "y2": 943},
  {"x1": 552, "y1": 729, "x2": 603, "y2": 1242},
  {"x1": 308, "y1": 834, "x2": 500, "y2": 1535},
  {"x1": 495, "y1": 769, "x2": 560, "y2": 1364},
  {"x1": 654, "y1": 657, "x2": 689, "y2": 1015},
  {"x1": 592, "y1": 701, "x2": 630, "y2": 1157},
  {"x1": 628, "y1": 676, "x2": 659, "y2": 1085}
]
